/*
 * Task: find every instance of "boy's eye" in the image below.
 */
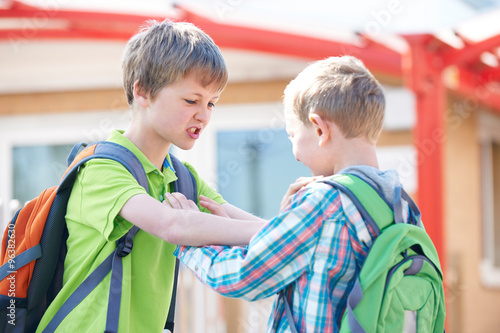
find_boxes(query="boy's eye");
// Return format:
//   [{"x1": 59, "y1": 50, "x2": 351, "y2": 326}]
[
  {"x1": 185, "y1": 99, "x2": 196, "y2": 105},
  {"x1": 208, "y1": 102, "x2": 216, "y2": 108}
]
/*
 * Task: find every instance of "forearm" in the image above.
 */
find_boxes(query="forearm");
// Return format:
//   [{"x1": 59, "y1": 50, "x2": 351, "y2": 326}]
[
  {"x1": 222, "y1": 203, "x2": 267, "y2": 222},
  {"x1": 162, "y1": 209, "x2": 262, "y2": 246},
  {"x1": 120, "y1": 194, "x2": 261, "y2": 246}
]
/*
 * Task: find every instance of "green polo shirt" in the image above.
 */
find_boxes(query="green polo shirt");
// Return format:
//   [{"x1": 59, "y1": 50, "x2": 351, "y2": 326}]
[{"x1": 37, "y1": 130, "x2": 225, "y2": 332}]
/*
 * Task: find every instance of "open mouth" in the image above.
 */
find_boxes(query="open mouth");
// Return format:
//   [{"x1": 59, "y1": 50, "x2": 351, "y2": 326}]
[
  {"x1": 188, "y1": 127, "x2": 201, "y2": 135},
  {"x1": 187, "y1": 126, "x2": 202, "y2": 139}
]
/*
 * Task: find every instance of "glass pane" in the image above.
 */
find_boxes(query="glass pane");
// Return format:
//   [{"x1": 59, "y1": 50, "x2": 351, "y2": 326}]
[
  {"x1": 13, "y1": 144, "x2": 74, "y2": 206},
  {"x1": 493, "y1": 141, "x2": 500, "y2": 267},
  {"x1": 217, "y1": 129, "x2": 310, "y2": 219}
]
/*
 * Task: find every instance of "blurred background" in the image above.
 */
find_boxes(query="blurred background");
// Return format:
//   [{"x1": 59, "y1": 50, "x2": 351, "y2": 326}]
[{"x1": 2, "y1": 0, "x2": 500, "y2": 331}]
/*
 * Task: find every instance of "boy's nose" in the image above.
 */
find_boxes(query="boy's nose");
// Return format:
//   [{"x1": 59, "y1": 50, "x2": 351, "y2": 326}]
[{"x1": 195, "y1": 106, "x2": 211, "y2": 123}]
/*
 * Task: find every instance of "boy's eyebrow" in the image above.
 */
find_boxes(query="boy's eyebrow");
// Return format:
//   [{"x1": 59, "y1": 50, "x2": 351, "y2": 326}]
[{"x1": 190, "y1": 92, "x2": 220, "y2": 100}]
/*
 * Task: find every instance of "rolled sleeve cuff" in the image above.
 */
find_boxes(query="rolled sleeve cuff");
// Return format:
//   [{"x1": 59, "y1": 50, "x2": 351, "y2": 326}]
[{"x1": 175, "y1": 245, "x2": 208, "y2": 282}]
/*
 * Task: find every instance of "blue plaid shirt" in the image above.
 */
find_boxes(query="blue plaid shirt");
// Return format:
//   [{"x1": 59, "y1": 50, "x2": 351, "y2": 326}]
[{"x1": 175, "y1": 179, "x2": 374, "y2": 332}]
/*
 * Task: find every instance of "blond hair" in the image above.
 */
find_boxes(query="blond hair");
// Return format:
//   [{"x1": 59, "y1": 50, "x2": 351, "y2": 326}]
[
  {"x1": 122, "y1": 20, "x2": 228, "y2": 106},
  {"x1": 284, "y1": 56, "x2": 385, "y2": 143}
]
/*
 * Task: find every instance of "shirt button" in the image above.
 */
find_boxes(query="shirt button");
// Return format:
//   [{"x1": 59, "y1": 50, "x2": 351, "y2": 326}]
[{"x1": 194, "y1": 265, "x2": 199, "y2": 271}]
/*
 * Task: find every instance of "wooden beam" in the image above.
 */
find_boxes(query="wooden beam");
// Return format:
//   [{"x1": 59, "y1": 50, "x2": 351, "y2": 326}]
[
  {"x1": 377, "y1": 130, "x2": 412, "y2": 146},
  {"x1": 0, "y1": 80, "x2": 291, "y2": 116},
  {"x1": 0, "y1": 88, "x2": 128, "y2": 115}
]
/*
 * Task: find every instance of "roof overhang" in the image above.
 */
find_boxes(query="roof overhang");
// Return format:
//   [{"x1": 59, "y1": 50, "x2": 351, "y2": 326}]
[{"x1": 2, "y1": 1, "x2": 500, "y2": 110}]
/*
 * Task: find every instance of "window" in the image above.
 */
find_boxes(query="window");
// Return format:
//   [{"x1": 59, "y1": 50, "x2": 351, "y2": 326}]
[
  {"x1": 12, "y1": 144, "x2": 74, "y2": 207},
  {"x1": 480, "y1": 112, "x2": 500, "y2": 286},
  {"x1": 217, "y1": 129, "x2": 310, "y2": 219}
]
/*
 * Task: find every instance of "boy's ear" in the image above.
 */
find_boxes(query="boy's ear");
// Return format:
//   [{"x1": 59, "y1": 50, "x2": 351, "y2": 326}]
[
  {"x1": 309, "y1": 113, "x2": 330, "y2": 147},
  {"x1": 133, "y1": 80, "x2": 149, "y2": 108}
]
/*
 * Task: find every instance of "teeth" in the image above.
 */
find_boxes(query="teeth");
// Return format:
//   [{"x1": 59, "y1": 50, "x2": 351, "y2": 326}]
[{"x1": 188, "y1": 128, "x2": 196, "y2": 134}]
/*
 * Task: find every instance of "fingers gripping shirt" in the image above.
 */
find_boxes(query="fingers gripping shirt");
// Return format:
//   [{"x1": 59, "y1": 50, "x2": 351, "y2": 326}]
[{"x1": 175, "y1": 180, "x2": 372, "y2": 333}]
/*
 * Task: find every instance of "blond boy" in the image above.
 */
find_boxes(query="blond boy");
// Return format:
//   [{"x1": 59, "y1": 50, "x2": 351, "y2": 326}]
[
  {"x1": 37, "y1": 20, "x2": 263, "y2": 332},
  {"x1": 171, "y1": 56, "x2": 414, "y2": 332}
]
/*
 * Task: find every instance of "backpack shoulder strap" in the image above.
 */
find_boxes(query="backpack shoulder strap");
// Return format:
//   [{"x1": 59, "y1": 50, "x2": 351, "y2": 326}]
[
  {"x1": 324, "y1": 174, "x2": 394, "y2": 236},
  {"x1": 169, "y1": 154, "x2": 197, "y2": 202},
  {"x1": 61, "y1": 141, "x2": 149, "y2": 193},
  {"x1": 165, "y1": 154, "x2": 197, "y2": 333},
  {"x1": 44, "y1": 141, "x2": 148, "y2": 333}
]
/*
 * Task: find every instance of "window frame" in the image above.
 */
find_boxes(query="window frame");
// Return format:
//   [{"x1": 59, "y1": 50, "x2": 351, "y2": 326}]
[{"x1": 480, "y1": 111, "x2": 500, "y2": 287}]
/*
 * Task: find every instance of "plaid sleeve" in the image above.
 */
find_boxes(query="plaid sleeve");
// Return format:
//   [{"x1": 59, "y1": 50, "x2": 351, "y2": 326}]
[{"x1": 175, "y1": 184, "x2": 334, "y2": 302}]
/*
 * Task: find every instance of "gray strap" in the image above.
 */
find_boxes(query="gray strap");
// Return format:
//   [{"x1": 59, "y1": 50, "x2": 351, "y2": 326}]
[
  {"x1": 104, "y1": 252, "x2": 123, "y2": 333},
  {"x1": 166, "y1": 154, "x2": 197, "y2": 333},
  {"x1": 165, "y1": 259, "x2": 180, "y2": 332},
  {"x1": 0, "y1": 244, "x2": 42, "y2": 280},
  {"x1": 347, "y1": 278, "x2": 367, "y2": 333},
  {"x1": 393, "y1": 186, "x2": 404, "y2": 224},
  {"x1": 169, "y1": 154, "x2": 197, "y2": 201},
  {"x1": 322, "y1": 180, "x2": 382, "y2": 236},
  {"x1": 93, "y1": 143, "x2": 149, "y2": 192},
  {"x1": 404, "y1": 258, "x2": 424, "y2": 276},
  {"x1": 401, "y1": 189, "x2": 422, "y2": 227},
  {"x1": 103, "y1": 226, "x2": 140, "y2": 332},
  {"x1": 66, "y1": 142, "x2": 86, "y2": 166},
  {"x1": 60, "y1": 142, "x2": 149, "y2": 193},
  {"x1": 45, "y1": 142, "x2": 148, "y2": 332},
  {"x1": 280, "y1": 289, "x2": 298, "y2": 333},
  {"x1": 43, "y1": 251, "x2": 114, "y2": 332}
]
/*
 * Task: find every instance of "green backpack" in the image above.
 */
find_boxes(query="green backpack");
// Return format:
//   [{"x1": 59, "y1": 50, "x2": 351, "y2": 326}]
[{"x1": 282, "y1": 173, "x2": 445, "y2": 332}]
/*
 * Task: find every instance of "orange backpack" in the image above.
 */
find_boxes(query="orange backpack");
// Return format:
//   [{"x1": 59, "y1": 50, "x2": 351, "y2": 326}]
[{"x1": 0, "y1": 141, "x2": 196, "y2": 333}]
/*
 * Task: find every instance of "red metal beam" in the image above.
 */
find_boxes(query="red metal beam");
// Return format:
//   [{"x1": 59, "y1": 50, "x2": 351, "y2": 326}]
[
  {"x1": 477, "y1": 65, "x2": 500, "y2": 85},
  {"x1": 441, "y1": 32, "x2": 500, "y2": 68},
  {"x1": 0, "y1": 28, "x2": 136, "y2": 41},
  {"x1": 453, "y1": 66, "x2": 500, "y2": 111},
  {"x1": 0, "y1": 0, "x2": 168, "y2": 23},
  {"x1": 403, "y1": 34, "x2": 446, "y2": 271},
  {"x1": 177, "y1": 5, "x2": 403, "y2": 77},
  {"x1": 0, "y1": 2, "x2": 403, "y2": 76},
  {"x1": 0, "y1": 0, "x2": 172, "y2": 41}
]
